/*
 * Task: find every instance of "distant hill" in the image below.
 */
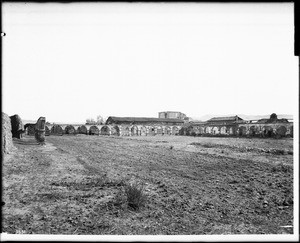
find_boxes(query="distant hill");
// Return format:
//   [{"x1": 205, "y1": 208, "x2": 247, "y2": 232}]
[{"x1": 190, "y1": 114, "x2": 293, "y2": 122}]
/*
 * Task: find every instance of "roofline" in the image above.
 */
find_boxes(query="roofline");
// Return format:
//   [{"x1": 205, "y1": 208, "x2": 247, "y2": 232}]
[{"x1": 159, "y1": 111, "x2": 185, "y2": 113}]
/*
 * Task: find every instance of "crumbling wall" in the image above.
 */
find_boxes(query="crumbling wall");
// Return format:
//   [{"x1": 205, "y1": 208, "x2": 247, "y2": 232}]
[
  {"x1": 77, "y1": 125, "x2": 88, "y2": 134},
  {"x1": 2, "y1": 112, "x2": 15, "y2": 154},
  {"x1": 51, "y1": 124, "x2": 63, "y2": 135},
  {"x1": 89, "y1": 125, "x2": 99, "y2": 135},
  {"x1": 45, "y1": 126, "x2": 50, "y2": 136},
  {"x1": 35, "y1": 117, "x2": 46, "y2": 143},
  {"x1": 100, "y1": 125, "x2": 111, "y2": 136},
  {"x1": 65, "y1": 125, "x2": 76, "y2": 135},
  {"x1": 10, "y1": 114, "x2": 24, "y2": 139},
  {"x1": 24, "y1": 123, "x2": 36, "y2": 135}
]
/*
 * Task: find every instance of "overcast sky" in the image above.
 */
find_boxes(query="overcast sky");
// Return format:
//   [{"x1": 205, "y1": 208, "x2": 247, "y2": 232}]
[{"x1": 2, "y1": 2, "x2": 298, "y2": 123}]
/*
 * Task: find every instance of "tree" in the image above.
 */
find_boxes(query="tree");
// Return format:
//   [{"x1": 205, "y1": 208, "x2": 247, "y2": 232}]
[
  {"x1": 86, "y1": 115, "x2": 106, "y2": 125},
  {"x1": 86, "y1": 118, "x2": 96, "y2": 125},
  {"x1": 96, "y1": 115, "x2": 104, "y2": 125}
]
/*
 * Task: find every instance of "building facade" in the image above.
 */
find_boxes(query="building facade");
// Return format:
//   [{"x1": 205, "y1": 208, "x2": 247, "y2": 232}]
[
  {"x1": 42, "y1": 113, "x2": 293, "y2": 138},
  {"x1": 158, "y1": 111, "x2": 187, "y2": 120},
  {"x1": 105, "y1": 116, "x2": 184, "y2": 136},
  {"x1": 181, "y1": 114, "x2": 293, "y2": 138}
]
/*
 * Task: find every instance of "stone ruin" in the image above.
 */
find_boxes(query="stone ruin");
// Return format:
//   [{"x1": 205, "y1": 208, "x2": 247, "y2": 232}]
[
  {"x1": 10, "y1": 114, "x2": 24, "y2": 139},
  {"x1": 34, "y1": 117, "x2": 46, "y2": 144},
  {"x1": 2, "y1": 112, "x2": 15, "y2": 155},
  {"x1": 24, "y1": 123, "x2": 36, "y2": 135}
]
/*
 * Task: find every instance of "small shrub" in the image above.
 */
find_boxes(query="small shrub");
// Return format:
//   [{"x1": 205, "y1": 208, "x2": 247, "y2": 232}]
[{"x1": 124, "y1": 182, "x2": 147, "y2": 211}]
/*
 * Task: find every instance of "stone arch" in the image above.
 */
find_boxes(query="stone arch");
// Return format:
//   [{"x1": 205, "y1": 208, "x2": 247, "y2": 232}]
[
  {"x1": 220, "y1": 126, "x2": 227, "y2": 135},
  {"x1": 51, "y1": 125, "x2": 63, "y2": 135},
  {"x1": 131, "y1": 125, "x2": 139, "y2": 136},
  {"x1": 65, "y1": 125, "x2": 76, "y2": 135},
  {"x1": 263, "y1": 126, "x2": 273, "y2": 137},
  {"x1": 111, "y1": 125, "x2": 120, "y2": 136},
  {"x1": 25, "y1": 123, "x2": 36, "y2": 136},
  {"x1": 100, "y1": 125, "x2": 111, "y2": 136},
  {"x1": 199, "y1": 126, "x2": 205, "y2": 134},
  {"x1": 172, "y1": 126, "x2": 179, "y2": 135},
  {"x1": 276, "y1": 126, "x2": 287, "y2": 137},
  {"x1": 140, "y1": 126, "x2": 147, "y2": 136},
  {"x1": 249, "y1": 126, "x2": 257, "y2": 136},
  {"x1": 148, "y1": 126, "x2": 155, "y2": 136},
  {"x1": 212, "y1": 127, "x2": 219, "y2": 135},
  {"x1": 89, "y1": 125, "x2": 100, "y2": 135},
  {"x1": 156, "y1": 126, "x2": 163, "y2": 135},
  {"x1": 45, "y1": 126, "x2": 50, "y2": 136},
  {"x1": 77, "y1": 125, "x2": 88, "y2": 134},
  {"x1": 205, "y1": 126, "x2": 212, "y2": 134},
  {"x1": 238, "y1": 126, "x2": 247, "y2": 136},
  {"x1": 165, "y1": 126, "x2": 172, "y2": 135},
  {"x1": 122, "y1": 126, "x2": 130, "y2": 136}
]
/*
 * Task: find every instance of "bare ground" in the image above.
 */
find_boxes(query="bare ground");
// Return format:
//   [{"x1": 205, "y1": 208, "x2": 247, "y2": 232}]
[{"x1": 2, "y1": 135, "x2": 294, "y2": 235}]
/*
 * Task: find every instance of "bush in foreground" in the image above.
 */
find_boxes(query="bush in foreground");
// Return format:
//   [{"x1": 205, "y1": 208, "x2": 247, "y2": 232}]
[
  {"x1": 125, "y1": 182, "x2": 147, "y2": 211},
  {"x1": 114, "y1": 181, "x2": 147, "y2": 211}
]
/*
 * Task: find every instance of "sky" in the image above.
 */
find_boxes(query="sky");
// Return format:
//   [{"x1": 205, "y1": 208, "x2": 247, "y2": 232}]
[{"x1": 2, "y1": 2, "x2": 298, "y2": 123}]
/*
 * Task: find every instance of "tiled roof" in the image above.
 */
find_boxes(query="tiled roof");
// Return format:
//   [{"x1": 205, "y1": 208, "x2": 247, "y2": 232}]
[
  {"x1": 257, "y1": 118, "x2": 289, "y2": 124},
  {"x1": 208, "y1": 116, "x2": 243, "y2": 122},
  {"x1": 106, "y1": 116, "x2": 184, "y2": 124}
]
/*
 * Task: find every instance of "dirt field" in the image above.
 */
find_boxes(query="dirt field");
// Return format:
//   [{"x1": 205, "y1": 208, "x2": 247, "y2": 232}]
[{"x1": 2, "y1": 134, "x2": 294, "y2": 235}]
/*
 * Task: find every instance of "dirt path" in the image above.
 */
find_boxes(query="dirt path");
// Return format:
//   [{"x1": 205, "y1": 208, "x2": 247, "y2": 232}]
[{"x1": 2, "y1": 135, "x2": 294, "y2": 235}]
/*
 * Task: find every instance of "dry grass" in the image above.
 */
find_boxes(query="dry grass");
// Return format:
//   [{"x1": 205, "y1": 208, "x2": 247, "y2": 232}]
[{"x1": 2, "y1": 135, "x2": 294, "y2": 235}]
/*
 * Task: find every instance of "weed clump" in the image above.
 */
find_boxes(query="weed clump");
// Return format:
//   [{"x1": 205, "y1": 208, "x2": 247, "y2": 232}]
[
  {"x1": 125, "y1": 182, "x2": 147, "y2": 211},
  {"x1": 112, "y1": 181, "x2": 147, "y2": 212}
]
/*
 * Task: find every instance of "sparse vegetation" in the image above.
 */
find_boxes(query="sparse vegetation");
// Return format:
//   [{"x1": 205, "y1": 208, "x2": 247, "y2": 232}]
[
  {"x1": 124, "y1": 182, "x2": 147, "y2": 211},
  {"x1": 271, "y1": 163, "x2": 293, "y2": 173},
  {"x1": 2, "y1": 135, "x2": 293, "y2": 235}
]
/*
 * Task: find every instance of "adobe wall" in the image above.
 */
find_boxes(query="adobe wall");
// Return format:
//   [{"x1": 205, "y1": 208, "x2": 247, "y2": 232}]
[{"x1": 182, "y1": 122, "x2": 293, "y2": 138}]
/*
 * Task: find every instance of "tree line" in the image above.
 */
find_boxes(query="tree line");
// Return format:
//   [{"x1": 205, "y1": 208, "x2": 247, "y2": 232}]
[{"x1": 85, "y1": 115, "x2": 107, "y2": 125}]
